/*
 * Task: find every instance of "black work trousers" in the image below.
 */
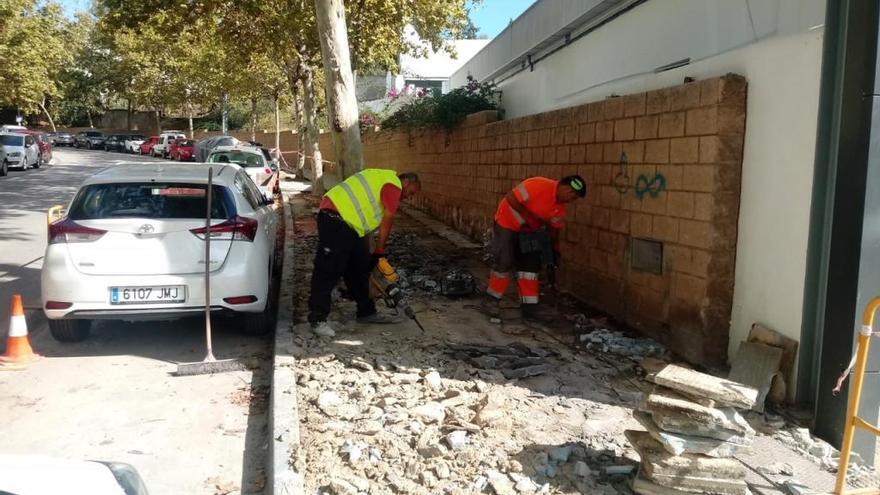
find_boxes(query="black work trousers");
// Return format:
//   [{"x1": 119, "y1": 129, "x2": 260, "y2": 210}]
[{"x1": 308, "y1": 210, "x2": 376, "y2": 324}]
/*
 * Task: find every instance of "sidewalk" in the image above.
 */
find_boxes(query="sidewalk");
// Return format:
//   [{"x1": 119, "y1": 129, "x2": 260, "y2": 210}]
[{"x1": 281, "y1": 182, "x2": 854, "y2": 494}]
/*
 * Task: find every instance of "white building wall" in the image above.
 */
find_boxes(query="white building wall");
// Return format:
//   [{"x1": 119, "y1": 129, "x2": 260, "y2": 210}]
[{"x1": 455, "y1": 0, "x2": 826, "y2": 392}]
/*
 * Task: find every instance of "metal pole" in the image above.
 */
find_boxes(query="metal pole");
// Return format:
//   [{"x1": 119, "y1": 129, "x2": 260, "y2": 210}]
[{"x1": 204, "y1": 167, "x2": 215, "y2": 361}]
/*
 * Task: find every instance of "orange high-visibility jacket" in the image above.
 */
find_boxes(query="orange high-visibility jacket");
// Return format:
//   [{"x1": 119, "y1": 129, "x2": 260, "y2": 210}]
[{"x1": 494, "y1": 177, "x2": 568, "y2": 232}]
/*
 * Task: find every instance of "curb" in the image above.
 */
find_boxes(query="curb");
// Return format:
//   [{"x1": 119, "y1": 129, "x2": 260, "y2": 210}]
[{"x1": 270, "y1": 192, "x2": 305, "y2": 495}]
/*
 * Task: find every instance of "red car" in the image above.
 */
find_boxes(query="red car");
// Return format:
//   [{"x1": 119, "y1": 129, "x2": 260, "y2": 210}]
[
  {"x1": 169, "y1": 138, "x2": 195, "y2": 161},
  {"x1": 139, "y1": 136, "x2": 160, "y2": 155},
  {"x1": 23, "y1": 130, "x2": 52, "y2": 165}
]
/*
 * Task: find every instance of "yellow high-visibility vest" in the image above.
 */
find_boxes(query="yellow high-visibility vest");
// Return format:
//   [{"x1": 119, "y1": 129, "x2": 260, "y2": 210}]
[{"x1": 325, "y1": 169, "x2": 401, "y2": 237}]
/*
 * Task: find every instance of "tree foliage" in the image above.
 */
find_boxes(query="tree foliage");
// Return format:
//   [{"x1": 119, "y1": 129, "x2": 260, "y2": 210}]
[{"x1": 0, "y1": 0, "x2": 76, "y2": 126}]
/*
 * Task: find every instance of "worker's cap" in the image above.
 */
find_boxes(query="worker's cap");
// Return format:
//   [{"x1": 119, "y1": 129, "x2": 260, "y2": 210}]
[{"x1": 561, "y1": 175, "x2": 587, "y2": 197}]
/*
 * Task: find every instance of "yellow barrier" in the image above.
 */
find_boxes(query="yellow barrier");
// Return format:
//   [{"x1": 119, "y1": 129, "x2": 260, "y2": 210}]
[
  {"x1": 46, "y1": 205, "x2": 64, "y2": 224},
  {"x1": 835, "y1": 297, "x2": 880, "y2": 495}
]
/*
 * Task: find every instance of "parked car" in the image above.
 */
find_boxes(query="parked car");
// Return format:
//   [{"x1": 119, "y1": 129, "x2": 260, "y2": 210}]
[
  {"x1": 104, "y1": 134, "x2": 128, "y2": 152},
  {"x1": 42, "y1": 163, "x2": 280, "y2": 341},
  {"x1": 139, "y1": 135, "x2": 160, "y2": 155},
  {"x1": 0, "y1": 144, "x2": 6, "y2": 176},
  {"x1": 124, "y1": 134, "x2": 146, "y2": 153},
  {"x1": 152, "y1": 131, "x2": 186, "y2": 158},
  {"x1": 23, "y1": 130, "x2": 52, "y2": 165},
  {"x1": 1, "y1": 132, "x2": 40, "y2": 171},
  {"x1": 207, "y1": 145, "x2": 277, "y2": 196},
  {"x1": 49, "y1": 132, "x2": 75, "y2": 146},
  {"x1": 74, "y1": 130, "x2": 106, "y2": 149},
  {"x1": 0, "y1": 454, "x2": 149, "y2": 495},
  {"x1": 0, "y1": 125, "x2": 27, "y2": 133},
  {"x1": 169, "y1": 138, "x2": 196, "y2": 161},
  {"x1": 194, "y1": 135, "x2": 240, "y2": 162}
]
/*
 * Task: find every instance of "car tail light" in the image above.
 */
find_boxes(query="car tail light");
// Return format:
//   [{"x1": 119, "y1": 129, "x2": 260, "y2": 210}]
[
  {"x1": 264, "y1": 168, "x2": 272, "y2": 175},
  {"x1": 190, "y1": 216, "x2": 258, "y2": 242},
  {"x1": 48, "y1": 218, "x2": 106, "y2": 244},
  {"x1": 45, "y1": 301, "x2": 72, "y2": 310},
  {"x1": 223, "y1": 295, "x2": 257, "y2": 305}
]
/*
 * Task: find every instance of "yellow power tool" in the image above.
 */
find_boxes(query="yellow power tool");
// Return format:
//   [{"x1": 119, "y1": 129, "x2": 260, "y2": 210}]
[{"x1": 370, "y1": 257, "x2": 425, "y2": 332}]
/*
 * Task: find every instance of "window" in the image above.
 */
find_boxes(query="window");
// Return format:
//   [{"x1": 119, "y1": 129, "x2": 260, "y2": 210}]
[
  {"x1": 25, "y1": 136, "x2": 34, "y2": 146},
  {"x1": 68, "y1": 183, "x2": 233, "y2": 220},
  {"x1": 234, "y1": 172, "x2": 264, "y2": 210},
  {"x1": 1, "y1": 135, "x2": 24, "y2": 146},
  {"x1": 208, "y1": 150, "x2": 266, "y2": 168}
]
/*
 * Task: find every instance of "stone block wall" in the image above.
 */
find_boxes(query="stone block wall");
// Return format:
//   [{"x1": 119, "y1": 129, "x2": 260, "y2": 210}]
[{"x1": 317, "y1": 75, "x2": 747, "y2": 366}]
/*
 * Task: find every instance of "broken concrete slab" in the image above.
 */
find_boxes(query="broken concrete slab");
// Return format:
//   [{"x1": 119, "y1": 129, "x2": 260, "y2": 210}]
[
  {"x1": 631, "y1": 467, "x2": 748, "y2": 495},
  {"x1": 502, "y1": 364, "x2": 551, "y2": 379},
  {"x1": 728, "y1": 340, "x2": 784, "y2": 412},
  {"x1": 648, "y1": 409, "x2": 752, "y2": 443},
  {"x1": 748, "y1": 323, "x2": 799, "y2": 402},
  {"x1": 633, "y1": 411, "x2": 752, "y2": 457},
  {"x1": 646, "y1": 471, "x2": 749, "y2": 495},
  {"x1": 626, "y1": 430, "x2": 745, "y2": 481},
  {"x1": 653, "y1": 364, "x2": 758, "y2": 410},
  {"x1": 640, "y1": 388, "x2": 755, "y2": 436}
]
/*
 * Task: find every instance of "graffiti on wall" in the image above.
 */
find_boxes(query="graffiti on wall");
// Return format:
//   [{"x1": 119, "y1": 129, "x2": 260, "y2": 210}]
[{"x1": 614, "y1": 151, "x2": 666, "y2": 200}]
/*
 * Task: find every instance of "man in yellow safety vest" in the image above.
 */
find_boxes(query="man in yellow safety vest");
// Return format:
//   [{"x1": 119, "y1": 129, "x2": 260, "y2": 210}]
[{"x1": 308, "y1": 169, "x2": 422, "y2": 336}]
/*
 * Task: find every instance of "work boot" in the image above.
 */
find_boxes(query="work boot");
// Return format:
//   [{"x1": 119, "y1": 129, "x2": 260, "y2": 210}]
[
  {"x1": 521, "y1": 304, "x2": 555, "y2": 323},
  {"x1": 356, "y1": 311, "x2": 405, "y2": 324},
  {"x1": 311, "y1": 321, "x2": 336, "y2": 337},
  {"x1": 479, "y1": 295, "x2": 502, "y2": 317}
]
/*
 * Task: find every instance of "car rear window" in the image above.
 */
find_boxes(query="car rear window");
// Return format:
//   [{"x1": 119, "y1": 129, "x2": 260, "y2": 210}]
[
  {"x1": 129, "y1": 135, "x2": 145, "y2": 140},
  {"x1": 208, "y1": 151, "x2": 265, "y2": 168},
  {"x1": 0, "y1": 135, "x2": 24, "y2": 146},
  {"x1": 68, "y1": 183, "x2": 233, "y2": 220},
  {"x1": 85, "y1": 132, "x2": 102, "y2": 137},
  {"x1": 178, "y1": 140, "x2": 194, "y2": 146}
]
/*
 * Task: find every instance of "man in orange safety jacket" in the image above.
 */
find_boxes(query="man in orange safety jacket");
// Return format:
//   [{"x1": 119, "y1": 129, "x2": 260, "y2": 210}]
[{"x1": 485, "y1": 175, "x2": 586, "y2": 320}]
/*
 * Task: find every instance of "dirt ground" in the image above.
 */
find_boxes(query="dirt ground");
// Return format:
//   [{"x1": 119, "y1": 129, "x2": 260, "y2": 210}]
[{"x1": 283, "y1": 188, "x2": 868, "y2": 495}]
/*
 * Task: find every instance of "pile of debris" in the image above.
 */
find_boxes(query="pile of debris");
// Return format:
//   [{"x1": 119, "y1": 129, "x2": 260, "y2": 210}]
[
  {"x1": 578, "y1": 328, "x2": 668, "y2": 361},
  {"x1": 626, "y1": 364, "x2": 759, "y2": 494}
]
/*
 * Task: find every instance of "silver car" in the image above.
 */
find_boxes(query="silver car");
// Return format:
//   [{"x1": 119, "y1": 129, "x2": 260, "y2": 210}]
[
  {"x1": 194, "y1": 135, "x2": 240, "y2": 162},
  {"x1": 1, "y1": 132, "x2": 40, "y2": 171}
]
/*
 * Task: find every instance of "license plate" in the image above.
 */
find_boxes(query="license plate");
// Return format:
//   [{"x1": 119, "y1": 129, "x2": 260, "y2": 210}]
[{"x1": 110, "y1": 285, "x2": 186, "y2": 305}]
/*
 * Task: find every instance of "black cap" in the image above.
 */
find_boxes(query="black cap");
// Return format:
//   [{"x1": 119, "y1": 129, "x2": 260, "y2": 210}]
[{"x1": 561, "y1": 175, "x2": 587, "y2": 197}]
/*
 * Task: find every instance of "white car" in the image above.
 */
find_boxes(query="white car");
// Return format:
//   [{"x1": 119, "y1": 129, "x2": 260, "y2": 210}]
[
  {"x1": 0, "y1": 455, "x2": 149, "y2": 495},
  {"x1": 207, "y1": 145, "x2": 277, "y2": 196},
  {"x1": 42, "y1": 163, "x2": 280, "y2": 341},
  {"x1": 124, "y1": 134, "x2": 146, "y2": 153},
  {"x1": 152, "y1": 131, "x2": 186, "y2": 158},
  {"x1": 1, "y1": 132, "x2": 40, "y2": 171}
]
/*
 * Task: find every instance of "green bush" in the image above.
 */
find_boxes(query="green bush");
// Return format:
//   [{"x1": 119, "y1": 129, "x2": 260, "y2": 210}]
[{"x1": 381, "y1": 76, "x2": 501, "y2": 131}]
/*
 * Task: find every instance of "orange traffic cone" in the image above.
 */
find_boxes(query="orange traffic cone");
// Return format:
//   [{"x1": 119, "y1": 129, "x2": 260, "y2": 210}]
[{"x1": 0, "y1": 295, "x2": 40, "y2": 365}]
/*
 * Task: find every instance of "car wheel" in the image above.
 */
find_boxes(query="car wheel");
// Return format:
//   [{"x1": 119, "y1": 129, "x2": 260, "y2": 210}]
[
  {"x1": 240, "y1": 307, "x2": 274, "y2": 336},
  {"x1": 33, "y1": 156, "x2": 40, "y2": 169},
  {"x1": 0, "y1": 161, "x2": 7, "y2": 177},
  {"x1": 48, "y1": 319, "x2": 91, "y2": 342}
]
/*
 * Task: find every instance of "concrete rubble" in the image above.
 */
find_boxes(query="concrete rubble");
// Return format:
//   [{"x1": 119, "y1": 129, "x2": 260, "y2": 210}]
[
  {"x1": 628, "y1": 364, "x2": 757, "y2": 494},
  {"x1": 288, "y1": 194, "x2": 863, "y2": 495}
]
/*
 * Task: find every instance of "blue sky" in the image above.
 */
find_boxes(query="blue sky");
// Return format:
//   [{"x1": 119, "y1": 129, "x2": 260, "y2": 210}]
[
  {"x1": 59, "y1": 0, "x2": 537, "y2": 39},
  {"x1": 469, "y1": 0, "x2": 536, "y2": 38}
]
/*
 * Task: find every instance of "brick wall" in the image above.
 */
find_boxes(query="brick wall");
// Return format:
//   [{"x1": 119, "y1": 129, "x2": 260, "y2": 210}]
[{"x1": 319, "y1": 75, "x2": 747, "y2": 366}]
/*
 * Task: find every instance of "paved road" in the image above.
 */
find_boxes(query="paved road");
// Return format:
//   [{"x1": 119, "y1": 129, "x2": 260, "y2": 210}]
[{"x1": 0, "y1": 148, "x2": 270, "y2": 494}]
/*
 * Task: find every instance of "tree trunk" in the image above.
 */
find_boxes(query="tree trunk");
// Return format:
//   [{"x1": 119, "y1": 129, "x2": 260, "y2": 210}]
[
  {"x1": 250, "y1": 97, "x2": 257, "y2": 142},
  {"x1": 188, "y1": 101, "x2": 194, "y2": 139},
  {"x1": 292, "y1": 79, "x2": 306, "y2": 174},
  {"x1": 126, "y1": 99, "x2": 132, "y2": 131},
  {"x1": 154, "y1": 108, "x2": 161, "y2": 133},
  {"x1": 221, "y1": 92, "x2": 229, "y2": 134},
  {"x1": 302, "y1": 65, "x2": 324, "y2": 195},
  {"x1": 39, "y1": 98, "x2": 56, "y2": 132},
  {"x1": 274, "y1": 95, "x2": 280, "y2": 152},
  {"x1": 314, "y1": 0, "x2": 363, "y2": 179},
  {"x1": 86, "y1": 109, "x2": 93, "y2": 128}
]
